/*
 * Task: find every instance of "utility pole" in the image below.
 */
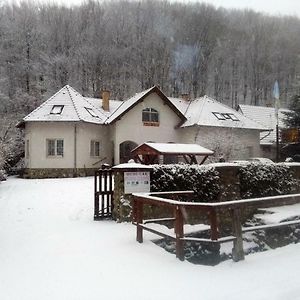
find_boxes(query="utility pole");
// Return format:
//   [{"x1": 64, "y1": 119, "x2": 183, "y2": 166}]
[{"x1": 273, "y1": 81, "x2": 280, "y2": 162}]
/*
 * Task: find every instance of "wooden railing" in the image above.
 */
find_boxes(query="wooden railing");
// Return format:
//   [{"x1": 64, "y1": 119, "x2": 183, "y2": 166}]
[{"x1": 132, "y1": 191, "x2": 300, "y2": 262}]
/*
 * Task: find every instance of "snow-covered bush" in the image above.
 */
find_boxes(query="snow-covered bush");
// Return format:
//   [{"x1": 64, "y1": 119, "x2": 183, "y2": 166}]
[
  {"x1": 151, "y1": 164, "x2": 221, "y2": 202},
  {"x1": 0, "y1": 117, "x2": 24, "y2": 179},
  {"x1": 239, "y1": 164, "x2": 297, "y2": 199},
  {"x1": 0, "y1": 141, "x2": 7, "y2": 181}
]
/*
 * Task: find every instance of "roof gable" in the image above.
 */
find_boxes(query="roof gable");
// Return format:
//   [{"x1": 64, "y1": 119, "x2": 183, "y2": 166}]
[
  {"x1": 23, "y1": 85, "x2": 107, "y2": 124},
  {"x1": 105, "y1": 86, "x2": 186, "y2": 124}
]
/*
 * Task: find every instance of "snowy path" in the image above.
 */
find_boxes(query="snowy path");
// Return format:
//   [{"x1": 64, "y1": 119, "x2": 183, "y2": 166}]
[{"x1": 0, "y1": 177, "x2": 300, "y2": 300}]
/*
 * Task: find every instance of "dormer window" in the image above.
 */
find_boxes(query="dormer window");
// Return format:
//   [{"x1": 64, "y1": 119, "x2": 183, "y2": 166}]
[
  {"x1": 85, "y1": 107, "x2": 99, "y2": 118},
  {"x1": 142, "y1": 108, "x2": 159, "y2": 126},
  {"x1": 50, "y1": 105, "x2": 64, "y2": 114}
]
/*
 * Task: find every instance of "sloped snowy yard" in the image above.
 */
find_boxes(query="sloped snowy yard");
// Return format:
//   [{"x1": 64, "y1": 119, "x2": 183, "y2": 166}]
[{"x1": 1, "y1": 177, "x2": 300, "y2": 300}]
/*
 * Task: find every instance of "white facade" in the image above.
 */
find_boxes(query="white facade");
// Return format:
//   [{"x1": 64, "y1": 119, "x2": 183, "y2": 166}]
[
  {"x1": 25, "y1": 122, "x2": 111, "y2": 169},
  {"x1": 112, "y1": 93, "x2": 182, "y2": 164}
]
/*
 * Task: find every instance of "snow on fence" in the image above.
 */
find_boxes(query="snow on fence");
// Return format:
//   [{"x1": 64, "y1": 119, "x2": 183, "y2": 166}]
[{"x1": 132, "y1": 191, "x2": 300, "y2": 262}]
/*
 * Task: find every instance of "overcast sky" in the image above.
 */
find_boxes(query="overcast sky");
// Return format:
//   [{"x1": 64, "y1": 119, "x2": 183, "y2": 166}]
[{"x1": 201, "y1": 0, "x2": 300, "y2": 17}]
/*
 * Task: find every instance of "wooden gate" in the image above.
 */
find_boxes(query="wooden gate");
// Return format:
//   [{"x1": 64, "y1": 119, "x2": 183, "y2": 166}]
[{"x1": 94, "y1": 168, "x2": 114, "y2": 220}]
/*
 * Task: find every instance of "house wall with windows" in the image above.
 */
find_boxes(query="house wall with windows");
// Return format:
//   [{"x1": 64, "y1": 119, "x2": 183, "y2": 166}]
[
  {"x1": 112, "y1": 93, "x2": 182, "y2": 164},
  {"x1": 179, "y1": 126, "x2": 260, "y2": 161},
  {"x1": 75, "y1": 122, "x2": 111, "y2": 168},
  {"x1": 24, "y1": 121, "x2": 111, "y2": 173},
  {"x1": 25, "y1": 122, "x2": 75, "y2": 169}
]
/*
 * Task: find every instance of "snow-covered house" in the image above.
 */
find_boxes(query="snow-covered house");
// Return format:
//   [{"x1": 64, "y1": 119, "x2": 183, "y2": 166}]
[
  {"x1": 237, "y1": 105, "x2": 290, "y2": 159},
  {"x1": 18, "y1": 85, "x2": 268, "y2": 178}
]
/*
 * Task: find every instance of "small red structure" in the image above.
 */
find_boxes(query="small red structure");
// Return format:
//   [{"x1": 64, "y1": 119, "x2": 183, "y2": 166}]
[{"x1": 131, "y1": 142, "x2": 213, "y2": 165}]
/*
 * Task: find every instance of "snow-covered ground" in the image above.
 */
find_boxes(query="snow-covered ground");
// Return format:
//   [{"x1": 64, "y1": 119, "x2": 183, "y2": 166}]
[{"x1": 1, "y1": 177, "x2": 300, "y2": 300}]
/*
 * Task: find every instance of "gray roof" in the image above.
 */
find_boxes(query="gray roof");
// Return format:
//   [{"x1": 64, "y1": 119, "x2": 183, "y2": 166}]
[
  {"x1": 22, "y1": 85, "x2": 267, "y2": 132},
  {"x1": 238, "y1": 105, "x2": 291, "y2": 144},
  {"x1": 169, "y1": 96, "x2": 269, "y2": 131},
  {"x1": 23, "y1": 85, "x2": 110, "y2": 124}
]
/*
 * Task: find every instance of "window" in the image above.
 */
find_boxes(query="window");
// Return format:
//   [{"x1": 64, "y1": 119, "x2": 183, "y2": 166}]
[
  {"x1": 90, "y1": 140, "x2": 100, "y2": 157},
  {"x1": 212, "y1": 112, "x2": 239, "y2": 121},
  {"x1": 228, "y1": 113, "x2": 239, "y2": 121},
  {"x1": 142, "y1": 108, "x2": 159, "y2": 126},
  {"x1": 47, "y1": 139, "x2": 64, "y2": 156},
  {"x1": 50, "y1": 105, "x2": 64, "y2": 114},
  {"x1": 85, "y1": 107, "x2": 99, "y2": 118},
  {"x1": 222, "y1": 113, "x2": 231, "y2": 119},
  {"x1": 212, "y1": 112, "x2": 226, "y2": 120}
]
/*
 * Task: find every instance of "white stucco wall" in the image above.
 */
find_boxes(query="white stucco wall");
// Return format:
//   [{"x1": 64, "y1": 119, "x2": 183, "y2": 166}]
[
  {"x1": 179, "y1": 126, "x2": 260, "y2": 161},
  {"x1": 25, "y1": 122, "x2": 111, "y2": 169},
  {"x1": 112, "y1": 93, "x2": 182, "y2": 164},
  {"x1": 75, "y1": 122, "x2": 112, "y2": 168}
]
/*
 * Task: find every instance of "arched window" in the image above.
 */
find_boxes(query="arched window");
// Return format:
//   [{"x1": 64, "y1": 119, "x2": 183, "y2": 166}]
[{"x1": 142, "y1": 108, "x2": 159, "y2": 125}]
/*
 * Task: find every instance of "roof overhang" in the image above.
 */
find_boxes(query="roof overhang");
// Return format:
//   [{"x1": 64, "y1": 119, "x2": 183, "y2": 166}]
[{"x1": 131, "y1": 142, "x2": 214, "y2": 165}]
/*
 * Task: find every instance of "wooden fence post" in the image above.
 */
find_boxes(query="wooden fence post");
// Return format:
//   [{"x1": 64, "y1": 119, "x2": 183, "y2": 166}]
[
  {"x1": 209, "y1": 208, "x2": 219, "y2": 241},
  {"x1": 175, "y1": 205, "x2": 184, "y2": 261},
  {"x1": 231, "y1": 208, "x2": 245, "y2": 262},
  {"x1": 136, "y1": 200, "x2": 144, "y2": 243},
  {"x1": 209, "y1": 208, "x2": 221, "y2": 258},
  {"x1": 94, "y1": 171, "x2": 99, "y2": 220},
  {"x1": 132, "y1": 197, "x2": 137, "y2": 223}
]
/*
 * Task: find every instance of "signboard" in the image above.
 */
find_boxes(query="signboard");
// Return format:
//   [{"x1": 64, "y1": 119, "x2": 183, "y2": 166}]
[{"x1": 124, "y1": 171, "x2": 150, "y2": 194}]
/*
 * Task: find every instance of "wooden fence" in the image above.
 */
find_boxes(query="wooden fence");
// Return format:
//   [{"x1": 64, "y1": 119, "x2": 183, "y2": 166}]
[
  {"x1": 94, "y1": 168, "x2": 114, "y2": 220},
  {"x1": 132, "y1": 191, "x2": 300, "y2": 261}
]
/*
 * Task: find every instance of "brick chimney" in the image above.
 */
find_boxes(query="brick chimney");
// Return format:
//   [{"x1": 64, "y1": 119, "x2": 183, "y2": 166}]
[{"x1": 102, "y1": 90, "x2": 110, "y2": 111}]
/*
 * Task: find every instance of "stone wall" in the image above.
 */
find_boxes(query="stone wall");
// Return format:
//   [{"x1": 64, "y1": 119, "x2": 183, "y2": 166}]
[{"x1": 23, "y1": 168, "x2": 99, "y2": 179}]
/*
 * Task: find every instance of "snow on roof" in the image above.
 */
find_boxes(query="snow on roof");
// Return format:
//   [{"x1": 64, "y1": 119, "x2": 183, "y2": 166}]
[
  {"x1": 23, "y1": 85, "x2": 109, "y2": 124},
  {"x1": 142, "y1": 142, "x2": 213, "y2": 155},
  {"x1": 84, "y1": 97, "x2": 123, "y2": 118},
  {"x1": 170, "y1": 96, "x2": 268, "y2": 130},
  {"x1": 23, "y1": 85, "x2": 185, "y2": 126},
  {"x1": 105, "y1": 86, "x2": 185, "y2": 124},
  {"x1": 112, "y1": 162, "x2": 153, "y2": 169},
  {"x1": 23, "y1": 85, "x2": 270, "y2": 133},
  {"x1": 238, "y1": 105, "x2": 291, "y2": 145},
  {"x1": 105, "y1": 87, "x2": 156, "y2": 124}
]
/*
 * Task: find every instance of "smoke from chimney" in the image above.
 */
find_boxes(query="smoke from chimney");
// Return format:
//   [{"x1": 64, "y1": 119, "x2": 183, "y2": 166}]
[{"x1": 181, "y1": 93, "x2": 190, "y2": 102}]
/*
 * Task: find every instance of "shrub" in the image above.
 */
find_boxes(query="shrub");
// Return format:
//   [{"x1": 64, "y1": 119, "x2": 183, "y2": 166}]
[
  {"x1": 239, "y1": 163, "x2": 297, "y2": 199},
  {"x1": 150, "y1": 164, "x2": 221, "y2": 202}
]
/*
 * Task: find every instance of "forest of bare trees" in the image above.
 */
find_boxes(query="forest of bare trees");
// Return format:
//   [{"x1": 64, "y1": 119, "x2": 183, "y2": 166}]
[{"x1": 1, "y1": 0, "x2": 300, "y2": 174}]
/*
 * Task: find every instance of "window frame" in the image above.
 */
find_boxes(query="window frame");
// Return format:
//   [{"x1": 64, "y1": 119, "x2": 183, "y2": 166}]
[
  {"x1": 46, "y1": 139, "x2": 64, "y2": 157},
  {"x1": 212, "y1": 112, "x2": 226, "y2": 120},
  {"x1": 85, "y1": 107, "x2": 99, "y2": 118},
  {"x1": 212, "y1": 112, "x2": 239, "y2": 121},
  {"x1": 142, "y1": 108, "x2": 159, "y2": 126},
  {"x1": 228, "y1": 113, "x2": 239, "y2": 121},
  {"x1": 90, "y1": 140, "x2": 101, "y2": 157},
  {"x1": 50, "y1": 105, "x2": 64, "y2": 115}
]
